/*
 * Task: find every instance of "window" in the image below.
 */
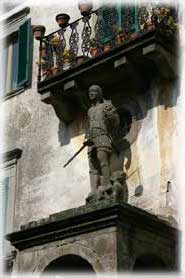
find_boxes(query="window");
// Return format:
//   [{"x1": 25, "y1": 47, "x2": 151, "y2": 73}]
[
  {"x1": 1, "y1": 18, "x2": 33, "y2": 98},
  {"x1": 1, "y1": 177, "x2": 9, "y2": 233},
  {"x1": 0, "y1": 149, "x2": 22, "y2": 257},
  {"x1": 2, "y1": 33, "x2": 19, "y2": 95}
]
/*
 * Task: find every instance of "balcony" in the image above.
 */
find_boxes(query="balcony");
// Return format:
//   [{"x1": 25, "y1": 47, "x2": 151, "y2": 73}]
[{"x1": 33, "y1": 5, "x2": 178, "y2": 122}]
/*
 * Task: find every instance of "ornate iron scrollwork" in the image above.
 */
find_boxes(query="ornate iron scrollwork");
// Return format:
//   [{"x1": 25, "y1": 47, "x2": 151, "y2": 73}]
[
  {"x1": 81, "y1": 16, "x2": 92, "y2": 56},
  {"x1": 45, "y1": 35, "x2": 54, "y2": 77},
  {"x1": 69, "y1": 21, "x2": 80, "y2": 66},
  {"x1": 56, "y1": 29, "x2": 66, "y2": 71}
]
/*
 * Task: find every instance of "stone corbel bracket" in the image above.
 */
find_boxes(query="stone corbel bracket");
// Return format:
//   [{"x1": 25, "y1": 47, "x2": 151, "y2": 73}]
[{"x1": 40, "y1": 81, "x2": 80, "y2": 123}]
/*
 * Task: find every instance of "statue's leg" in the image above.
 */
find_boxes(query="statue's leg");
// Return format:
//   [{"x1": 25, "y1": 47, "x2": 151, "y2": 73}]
[
  {"x1": 88, "y1": 150, "x2": 100, "y2": 193},
  {"x1": 89, "y1": 170, "x2": 95, "y2": 192},
  {"x1": 97, "y1": 150, "x2": 111, "y2": 187}
]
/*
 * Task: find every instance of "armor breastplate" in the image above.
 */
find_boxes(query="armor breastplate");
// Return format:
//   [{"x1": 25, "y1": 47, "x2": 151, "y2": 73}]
[{"x1": 88, "y1": 104, "x2": 107, "y2": 135}]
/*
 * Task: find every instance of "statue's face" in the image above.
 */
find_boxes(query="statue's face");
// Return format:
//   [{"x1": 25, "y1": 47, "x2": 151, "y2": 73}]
[{"x1": 88, "y1": 88, "x2": 100, "y2": 101}]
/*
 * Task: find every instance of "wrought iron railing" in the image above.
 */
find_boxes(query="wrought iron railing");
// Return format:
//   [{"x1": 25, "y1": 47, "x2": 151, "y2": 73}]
[{"x1": 37, "y1": 5, "x2": 178, "y2": 82}]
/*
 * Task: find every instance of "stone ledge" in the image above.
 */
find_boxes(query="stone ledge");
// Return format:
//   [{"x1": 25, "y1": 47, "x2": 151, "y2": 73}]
[
  {"x1": 6, "y1": 199, "x2": 178, "y2": 251},
  {"x1": 1, "y1": 148, "x2": 22, "y2": 163}
]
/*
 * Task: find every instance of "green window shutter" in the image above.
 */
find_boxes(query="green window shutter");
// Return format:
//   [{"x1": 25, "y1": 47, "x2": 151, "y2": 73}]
[
  {"x1": 116, "y1": 6, "x2": 122, "y2": 27},
  {"x1": 131, "y1": 7, "x2": 139, "y2": 33},
  {"x1": 102, "y1": 7, "x2": 113, "y2": 44},
  {"x1": 11, "y1": 36, "x2": 19, "y2": 90},
  {"x1": 1, "y1": 46, "x2": 8, "y2": 97},
  {"x1": 100, "y1": 5, "x2": 140, "y2": 45},
  {"x1": 121, "y1": 6, "x2": 139, "y2": 33},
  {"x1": 17, "y1": 18, "x2": 33, "y2": 87},
  {"x1": 101, "y1": 6, "x2": 119, "y2": 44}
]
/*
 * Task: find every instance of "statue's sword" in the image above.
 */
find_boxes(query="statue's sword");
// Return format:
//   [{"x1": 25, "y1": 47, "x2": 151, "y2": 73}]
[{"x1": 63, "y1": 140, "x2": 93, "y2": 168}]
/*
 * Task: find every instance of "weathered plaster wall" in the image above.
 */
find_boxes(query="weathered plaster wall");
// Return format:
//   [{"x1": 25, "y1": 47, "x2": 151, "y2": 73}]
[
  {"x1": 127, "y1": 80, "x2": 177, "y2": 220},
  {"x1": 1, "y1": 3, "x2": 178, "y2": 231},
  {"x1": 2, "y1": 5, "x2": 91, "y2": 230}
]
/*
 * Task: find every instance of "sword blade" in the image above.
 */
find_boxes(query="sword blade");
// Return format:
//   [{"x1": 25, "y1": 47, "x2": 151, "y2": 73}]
[{"x1": 63, "y1": 144, "x2": 86, "y2": 168}]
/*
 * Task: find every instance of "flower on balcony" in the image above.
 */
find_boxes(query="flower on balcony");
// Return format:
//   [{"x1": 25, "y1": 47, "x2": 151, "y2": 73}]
[
  {"x1": 51, "y1": 34, "x2": 61, "y2": 46},
  {"x1": 167, "y1": 15, "x2": 178, "y2": 31},
  {"x1": 63, "y1": 49, "x2": 71, "y2": 59},
  {"x1": 90, "y1": 38, "x2": 100, "y2": 57},
  {"x1": 115, "y1": 27, "x2": 126, "y2": 44},
  {"x1": 51, "y1": 66, "x2": 60, "y2": 75},
  {"x1": 152, "y1": 6, "x2": 178, "y2": 35},
  {"x1": 159, "y1": 7, "x2": 169, "y2": 17},
  {"x1": 63, "y1": 49, "x2": 71, "y2": 70},
  {"x1": 36, "y1": 58, "x2": 46, "y2": 65}
]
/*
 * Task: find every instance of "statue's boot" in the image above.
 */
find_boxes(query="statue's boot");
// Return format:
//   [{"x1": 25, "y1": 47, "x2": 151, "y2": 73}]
[
  {"x1": 87, "y1": 174, "x2": 100, "y2": 202},
  {"x1": 100, "y1": 162, "x2": 111, "y2": 186}
]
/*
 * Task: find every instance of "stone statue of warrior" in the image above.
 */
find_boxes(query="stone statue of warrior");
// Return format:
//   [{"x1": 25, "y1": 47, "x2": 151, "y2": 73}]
[{"x1": 85, "y1": 85, "x2": 120, "y2": 200}]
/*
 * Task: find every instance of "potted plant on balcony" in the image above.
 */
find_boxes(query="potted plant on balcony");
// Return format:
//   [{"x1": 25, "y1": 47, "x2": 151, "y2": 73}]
[
  {"x1": 89, "y1": 38, "x2": 100, "y2": 57},
  {"x1": 32, "y1": 25, "x2": 46, "y2": 40},
  {"x1": 144, "y1": 19, "x2": 155, "y2": 31},
  {"x1": 75, "y1": 55, "x2": 89, "y2": 65},
  {"x1": 51, "y1": 34, "x2": 61, "y2": 47},
  {"x1": 55, "y1": 13, "x2": 70, "y2": 28},
  {"x1": 78, "y1": 0, "x2": 93, "y2": 16},
  {"x1": 51, "y1": 65, "x2": 60, "y2": 75},
  {"x1": 63, "y1": 49, "x2": 71, "y2": 70},
  {"x1": 143, "y1": 13, "x2": 155, "y2": 32},
  {"x1": 36, "y1": 58, "x2": 50, "y2": 78},
  {"x1": 152, "y1": 7, "x2": 178, "y2": 36},
  {"x1": 115, "y1": 27, "x2": 126, "y2": 45},
  {"x1": 36, "y1": 58, "x2": 46, "y2": 65},
  {"x1": 49, "y1": 51, "x2": 61, "y2": 76},
  {"x1": 130, "y1": 31, "x2": 141, "y2": 40},
  {"x1": 103, "y1": 42, "x2": 112, "y2": 53},
  {"x1": 40, "y1": 42, "x2": 47, "y2": 58}
]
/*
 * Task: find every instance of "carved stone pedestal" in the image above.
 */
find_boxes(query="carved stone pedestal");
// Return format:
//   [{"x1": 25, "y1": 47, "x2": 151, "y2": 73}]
[
  {"x1": 86, "y1": 171, "x2": 128, "y2": 204},
  {"x1": 6, "y1": 200, "x2": 178, "y2": 273}
]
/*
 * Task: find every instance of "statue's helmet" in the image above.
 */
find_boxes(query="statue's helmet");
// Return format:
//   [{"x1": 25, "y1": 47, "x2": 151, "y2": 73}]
[{"x1": 88, "y1": 85, "x2": 103, "y2": 100}]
